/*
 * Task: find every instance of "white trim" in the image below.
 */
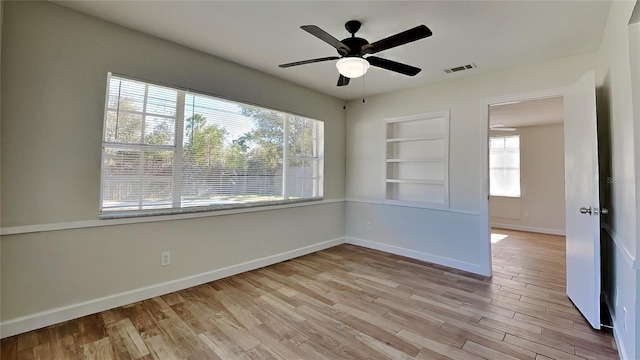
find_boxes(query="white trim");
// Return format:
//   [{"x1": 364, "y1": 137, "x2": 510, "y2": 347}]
[
  {"x1": 605, "y1": 297, "x2": 631, "y2": 360},
  {"x1": 612, "y1": 313, "x2": 630, "y2": 360},
  {"x1": 0, "y1": 237, "x2": 345, "y2": 339},
  {"x1": 603, "y1": 224, "x2": 639, "y2": 270},
  {"x1": 385, "y1": 109, "x2": 451, "y2": 123},
  {"x1": 0, "y1": 198, "x2": 345, "y2": 236},
  {"x1": 345, "y1": 198, "x2": 480, "y2": 215},
  {"x1": 481, "y1": 87, "x2": 567, "y2": 279},
  {"x1": 491, "y1": 223, "x2": 566, "y2": 236},
  {"x1": 480, "y1": 101, "x2": 492, "y2": 277},
  {"x1": 345, "y1": 236, "x2": 489, "y2": 276}
]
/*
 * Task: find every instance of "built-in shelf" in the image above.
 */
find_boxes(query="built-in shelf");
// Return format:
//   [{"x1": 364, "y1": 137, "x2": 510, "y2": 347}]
[{"x1": 385, "y1": 110, "x2": 450, "y2": 207}]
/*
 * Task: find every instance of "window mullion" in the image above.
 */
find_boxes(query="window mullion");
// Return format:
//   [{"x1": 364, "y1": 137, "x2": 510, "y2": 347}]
[
  {"x1": 141, "y1": 84, "x2": 148, "y2": 145},
  {"x1": 316, "y1": 121, "x2": 324, "y2": 197},
  {"x1": 138, "y1": 150, "x2": 144, "y2": 210},
  {"x1": 173, "y1": 91, "x2": 186, "y2": 209},
  {"x1": 282, "y1": 114, "x2": 290, "y2": 200}
]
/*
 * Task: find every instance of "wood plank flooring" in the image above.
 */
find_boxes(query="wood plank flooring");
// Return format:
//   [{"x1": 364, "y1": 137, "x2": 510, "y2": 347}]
[{"x1": 1, "y1": 230, "x2": 618, "y2": 359}]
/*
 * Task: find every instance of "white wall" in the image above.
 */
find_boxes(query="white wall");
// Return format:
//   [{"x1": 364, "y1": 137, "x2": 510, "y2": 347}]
[
  {"x1": 594, "y1": 1, "x2": 639, "y2": 359},
  {"x1": 490, "y1": 124, "x2": 566, "y2": 235},
  {"x1": 0, "y1": 1, "x2": 346, "y2": 336},
  {"x1": 0, "y1": 0, "x2": 4, "y2": 338},
  {"x1": 345, "y1": 51, "x2": 596, "y2": 277},
  {"x1": 630, "y1": 7, "x2": 640, "y2": 358}
]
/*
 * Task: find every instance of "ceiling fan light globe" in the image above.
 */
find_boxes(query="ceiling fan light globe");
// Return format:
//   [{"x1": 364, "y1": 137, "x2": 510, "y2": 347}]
[{"x1": 336, "y1": 57, "x2": 370, "y2": 79}]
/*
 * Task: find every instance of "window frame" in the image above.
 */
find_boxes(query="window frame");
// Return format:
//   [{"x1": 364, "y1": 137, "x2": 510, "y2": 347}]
[
  {"x1": 99, "y1": 73, "x2": 324, "y2": 219},
  {"x1": 489, "y1": 134, "x2": 521, "y2": 198}
]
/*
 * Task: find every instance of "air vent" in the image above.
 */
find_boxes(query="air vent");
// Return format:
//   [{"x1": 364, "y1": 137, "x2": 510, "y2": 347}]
[{"x1": 443, "y1": 63, "x2": 477, "y2": 74}]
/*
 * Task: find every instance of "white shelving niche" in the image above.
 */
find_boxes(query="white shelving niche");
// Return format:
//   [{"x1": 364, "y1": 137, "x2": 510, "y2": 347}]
[{"x1": 385, "y1": 110, "x2": 450, "y2": 209}]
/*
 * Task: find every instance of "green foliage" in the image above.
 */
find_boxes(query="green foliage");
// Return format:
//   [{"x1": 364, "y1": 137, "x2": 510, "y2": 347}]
[
  {"x1": 105, "y1": 99, "x2": 142, "y2": 143},
  {"x1": 145, "y1": 121, "x2": 172, "y2": 146},
  {"x1": 240, "y1": 107, "x2": 284, "y2": 169},
  {"x1": 287, "y1": 116, "x2": 316, "y2": 158},
  {"x1": 183, "y1": 114, "x2": 227, "y2": 167}
]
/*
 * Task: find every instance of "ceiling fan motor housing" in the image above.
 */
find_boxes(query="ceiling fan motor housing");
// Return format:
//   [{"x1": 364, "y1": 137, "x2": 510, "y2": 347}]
[
  {"x1": 339, "y1": 37, "x2": 369, "y2": 56},
  {"x1": 339, "y1": 20, "x2": 368, "y2": 56}
]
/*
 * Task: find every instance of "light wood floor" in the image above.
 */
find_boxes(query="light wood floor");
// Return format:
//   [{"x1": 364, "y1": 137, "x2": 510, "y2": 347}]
[{"x1": 1, "y1": 230, "x2": 618, "y2": 360}]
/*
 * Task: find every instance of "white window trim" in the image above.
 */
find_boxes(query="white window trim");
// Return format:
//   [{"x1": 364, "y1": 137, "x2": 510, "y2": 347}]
[{"x1": 99, "y1": 73, "x2": 324, "y2": 219}]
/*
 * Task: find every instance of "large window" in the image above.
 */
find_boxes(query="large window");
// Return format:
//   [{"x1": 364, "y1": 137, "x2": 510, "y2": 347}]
[
  {"x1": 100, "y1": 74, "x2": 324, "y2": 216},
  {"x1": 489, "y1": 135, "x2": 520, "y2": 197}
]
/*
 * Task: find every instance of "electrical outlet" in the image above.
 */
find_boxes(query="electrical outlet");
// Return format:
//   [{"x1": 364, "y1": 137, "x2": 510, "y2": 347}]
[
  {"x1": 161, "y1": 251, "x2": 171, "y2": 266},
  {"x1": 623, "y1": 307, "x2": 627, "y2": 330},
  {"x1": 366, "y1": 222, "x2": 372, "y2": 231}
]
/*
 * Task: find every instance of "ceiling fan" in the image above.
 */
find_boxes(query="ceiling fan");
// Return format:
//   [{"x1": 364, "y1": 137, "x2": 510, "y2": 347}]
[
  {"x1": 490, "y1": 124, "x2": 517, "y2": 131},
  {"x1": 279, "y1": 20, "x2": 432, "y2": 87}
]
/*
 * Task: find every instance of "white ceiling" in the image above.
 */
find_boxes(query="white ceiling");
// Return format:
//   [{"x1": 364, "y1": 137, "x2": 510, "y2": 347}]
[
  {"x1": 490, "y1": 96, "x2": 564, "y2": 128},
  {"x1": 55, "y1": 1, "x2": 611, "y2": 100}
]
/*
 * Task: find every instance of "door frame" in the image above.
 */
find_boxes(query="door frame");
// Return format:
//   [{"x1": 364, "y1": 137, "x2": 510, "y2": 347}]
[{"x1": 480, "y1": 86, "x2": 567, "y2": 275}]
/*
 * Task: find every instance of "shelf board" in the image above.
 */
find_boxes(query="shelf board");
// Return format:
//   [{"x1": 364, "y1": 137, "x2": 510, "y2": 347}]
[
  {"x1": 386, "y1": 135, "x2": 444, "y2": 143},
  {"x1": 386, "y1": 179, "x2": 445, "y2": 185},
  {"x1": 386, "y1": 158, "x2": 444, "y2": 163}
]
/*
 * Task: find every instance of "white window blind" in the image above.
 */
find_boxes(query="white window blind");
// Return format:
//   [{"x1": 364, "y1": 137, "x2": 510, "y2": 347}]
[
  {"x1": 489, "y1": 135, "x2": 520, "y2": 197},
  {"x1": 100, "y1": 74, "x2": 324, "y2": 216}
]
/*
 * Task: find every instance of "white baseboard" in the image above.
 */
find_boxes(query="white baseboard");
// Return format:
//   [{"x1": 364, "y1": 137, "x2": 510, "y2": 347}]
[
  {"x1": 0, "y1": 237, "x2": 345, "y2": 339},
  {"x1": 491, "y1": 223, "x2": 566, "y2": 236},
  {"x1": 345, "y1": 236, "x2": 487, "y2": 276},
  {"x1": 605, "y1": 298, "x2": 630, "y2": 360},
  {"x1": 612, "y1": 323, "x2": 630, "y2": 360}
]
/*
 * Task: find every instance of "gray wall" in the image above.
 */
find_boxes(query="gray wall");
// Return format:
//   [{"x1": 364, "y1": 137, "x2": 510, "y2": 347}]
[
  {"x1": 490, "y1": 124, "x2": 566, "y2": 234},
  {"x1": 0, "y1": 0, "x2": 4, "y2": 333},
  {"x1": 345, "y1": 51, "x2": 597, "y2": 277},
  {"x1": 0, "y1": 1, "x2": 345, "y2": 324},
  {"x1": 594, "y1": 1, "x2": 639, "y2": 358}
]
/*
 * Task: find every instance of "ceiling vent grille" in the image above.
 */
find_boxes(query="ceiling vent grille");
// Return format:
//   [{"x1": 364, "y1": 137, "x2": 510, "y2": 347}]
[{"x1": 443, "y1": 63, "x2": 477, "y2": 74}]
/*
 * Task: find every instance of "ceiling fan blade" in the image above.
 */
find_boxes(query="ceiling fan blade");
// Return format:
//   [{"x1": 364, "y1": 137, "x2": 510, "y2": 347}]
[
  {"x1": 361, "y1": 25, "x2": 432, "y2": 55},
  {"x1": 337, "y1": 75, "x2": 350, "y2": 87},
  {"x1": 279, "y1": 56, "x2": 340, "y2": 68},
  {"x1": 367, "y1": 56, "x2": 421, "y2": 76},
  {"x1": 490, "y1": 127, "x2": 517, "y2": 131},
  {"x1": 301, "y1": 25, "x2": 351, "y2": 54}
]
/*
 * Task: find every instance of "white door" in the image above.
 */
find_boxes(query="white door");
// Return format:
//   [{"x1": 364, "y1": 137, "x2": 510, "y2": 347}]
[{"x1": 564, "y1": 70, "x2": 601, "y2": 330}]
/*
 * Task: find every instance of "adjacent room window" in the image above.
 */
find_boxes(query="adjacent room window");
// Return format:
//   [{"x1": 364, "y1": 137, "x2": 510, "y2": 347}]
[
  {"x1": 489, "y1": 135, "x2": 521, "y2": 197},
  {"x1": 100, "y1": 74, "x2": 324, "y2": 216}
]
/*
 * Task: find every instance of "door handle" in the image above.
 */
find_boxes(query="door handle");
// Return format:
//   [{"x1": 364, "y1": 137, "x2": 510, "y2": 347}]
[
  {"x1": 593, "y1": 207, "x2": 609, "y2": 215},
  {"x1": 580, "y1": 206, "x2": 592, "y2": 215}
]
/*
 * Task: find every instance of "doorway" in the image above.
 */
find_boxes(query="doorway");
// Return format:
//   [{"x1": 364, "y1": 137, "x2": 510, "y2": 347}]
[
  {"x1": 481, "y1": 71, "x2": 603, "y2": 330},
  {"x1": 488, "y1": 96, "x2": 566, "y2": 237}
]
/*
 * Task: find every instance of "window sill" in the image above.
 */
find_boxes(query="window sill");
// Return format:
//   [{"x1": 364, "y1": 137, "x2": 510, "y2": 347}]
[
  {"x1": 2, "y1": 198, "x2": 343, "y2": 236},
  {"x1": 99, "y1": 197, "x2": 324, "y2": 220}
]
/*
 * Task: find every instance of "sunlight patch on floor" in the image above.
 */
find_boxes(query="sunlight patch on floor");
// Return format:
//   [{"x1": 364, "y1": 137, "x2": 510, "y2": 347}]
[{"x1": 491, "y1": 233, "x2": 509, "y2": 243}]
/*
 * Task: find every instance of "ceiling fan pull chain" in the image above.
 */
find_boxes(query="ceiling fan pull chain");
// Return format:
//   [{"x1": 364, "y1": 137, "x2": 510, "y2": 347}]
[
  {"x1": 343, "y1": 81, "x2": 347, "y2": 110},
  {"x1": 362, "y1": 65, "x2": 366, "y2": 103}
]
